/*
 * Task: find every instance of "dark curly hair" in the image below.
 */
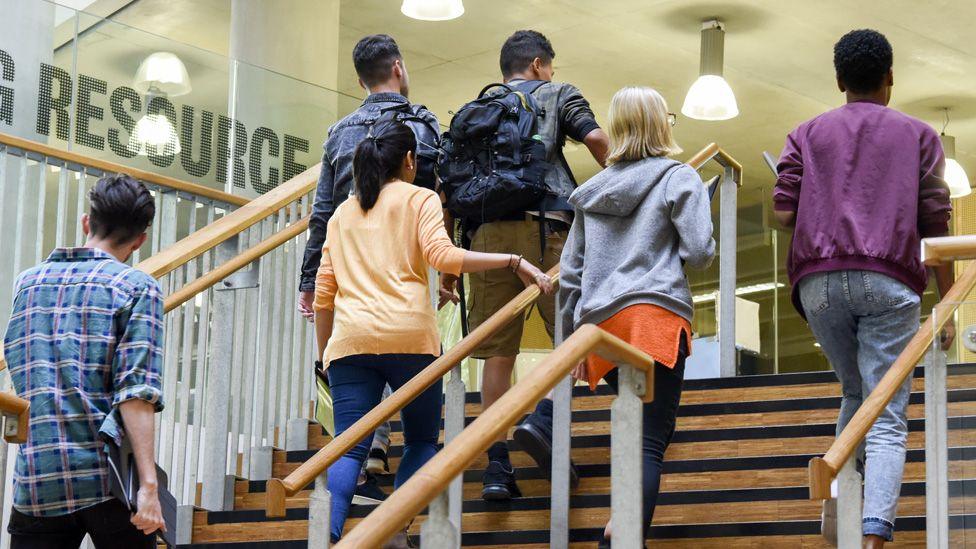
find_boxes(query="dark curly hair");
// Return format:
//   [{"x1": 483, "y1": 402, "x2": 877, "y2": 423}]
[
  {"x1": 88, "y1": 174, "x2": 155, "y2": 245},
  {"x1": 500, "y1": 30, "x2": 555, "y2": 78},
  {"x1": 833, "y1": 29, "x2": 892, "y2": 94}
]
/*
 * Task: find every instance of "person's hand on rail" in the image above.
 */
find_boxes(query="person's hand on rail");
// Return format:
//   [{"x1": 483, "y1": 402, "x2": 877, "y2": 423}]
[
  {"x1": 438, "y1": 273, "x2": 460, "y2": 309},
  {"x1": 513, "y1": 259, "x2": 554, "y2": 295},
  {"x1": 570, "y1": 360, "x2": 588, "y2": 382},
  {"x1": 941, "y1": 317, "x2": 956, "y2": 351}
]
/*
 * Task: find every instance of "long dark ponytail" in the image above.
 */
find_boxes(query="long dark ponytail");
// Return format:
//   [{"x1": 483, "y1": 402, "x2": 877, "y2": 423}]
[{"x1": 352, "y1": 119, "x2": 417, "y2": 211}]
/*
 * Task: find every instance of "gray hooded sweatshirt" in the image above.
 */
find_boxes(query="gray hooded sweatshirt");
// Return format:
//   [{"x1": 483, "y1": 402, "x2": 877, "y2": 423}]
[{"x1": 557, "y1": 156, "x2": 715, "y2": 343}]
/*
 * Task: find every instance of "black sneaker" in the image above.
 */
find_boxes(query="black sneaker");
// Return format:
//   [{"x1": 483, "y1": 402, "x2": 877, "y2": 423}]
[
  {"x1": 481, "y1": 460, "x2": 521, "y2": 500},
  {"x1": 352, "y1": 472, "x2": 387, "y2": 505},
  {"x1": 513, "y1": 410, "x2": 580, "y2": 489},
  {"x1": 365, "y1": 447, "x2": 390, "y2": 475}
]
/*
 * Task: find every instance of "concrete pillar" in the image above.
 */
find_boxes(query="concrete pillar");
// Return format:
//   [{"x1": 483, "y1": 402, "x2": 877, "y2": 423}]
[{"x1": 228, "y1": 0, "x2": 341, "y2": 197}]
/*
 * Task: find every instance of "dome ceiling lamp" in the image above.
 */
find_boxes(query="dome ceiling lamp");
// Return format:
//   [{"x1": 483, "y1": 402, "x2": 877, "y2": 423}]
[
  {"x1": 941, "y1": 108, "x2": 971, "y2": 199},
  {"x1": 401, "y1": 0, "x2": 464, "y2": 21},
  {"x1": 682, "y1": 19, "x2": 739, "y2": 121}
]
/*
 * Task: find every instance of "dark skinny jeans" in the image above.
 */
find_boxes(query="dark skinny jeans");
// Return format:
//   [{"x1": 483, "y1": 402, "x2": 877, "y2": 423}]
[
  {"x1": 326, "y1": 353, "x2": 442, "y2": 542},
  {"x1": 602, "y1": 340, "x2": 686, "y2": 540}
]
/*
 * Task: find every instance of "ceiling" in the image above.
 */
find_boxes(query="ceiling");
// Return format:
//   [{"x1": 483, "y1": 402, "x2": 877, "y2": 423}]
[
  {"x1": 97, "y1": 0, "x2": 976, "y2": 207},
  {"x1": 56, "y1": 0, "x2": 976, "y2": 370}
]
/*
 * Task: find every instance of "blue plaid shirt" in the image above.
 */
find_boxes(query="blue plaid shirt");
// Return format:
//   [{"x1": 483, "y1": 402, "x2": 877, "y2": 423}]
[{"x1": 3, "y1": 248, "x2": 164, "y2": 516}]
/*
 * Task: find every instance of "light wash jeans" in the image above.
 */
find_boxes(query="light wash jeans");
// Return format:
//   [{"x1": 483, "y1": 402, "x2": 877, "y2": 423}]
[{"x1": 799, "y1": 270, "x2": 920, "y2": 542}]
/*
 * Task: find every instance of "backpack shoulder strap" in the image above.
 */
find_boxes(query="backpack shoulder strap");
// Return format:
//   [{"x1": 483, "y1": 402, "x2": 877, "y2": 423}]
[{"x1": 477, "y1": 82, "x2": 514, "y2": 98}]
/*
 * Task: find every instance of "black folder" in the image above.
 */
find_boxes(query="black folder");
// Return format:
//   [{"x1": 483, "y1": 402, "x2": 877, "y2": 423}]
[{"x1": 104, "y1": 434, "x2": 178, "y2": 547}]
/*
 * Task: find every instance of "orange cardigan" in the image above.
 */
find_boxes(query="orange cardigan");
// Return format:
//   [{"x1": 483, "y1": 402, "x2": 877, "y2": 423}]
[{"x1": 314, "y1": 181, "x2": 465, "y2": 363}]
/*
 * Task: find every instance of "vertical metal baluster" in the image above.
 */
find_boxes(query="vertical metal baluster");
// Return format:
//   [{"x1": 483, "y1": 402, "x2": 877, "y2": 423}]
[
  {"x1": 611, "y1": 364, "x2": 644, "y2": 549},
  {"x1": 12, "y1": 157, "x2": 28, "y2": 277},
  {"x1": 718, "y1": 166, "x2": 737, "y2": 377},
  {"x1": 150, "y1": 190, "x2": 162, "y2": 255},
  {"x1": 266, "y1": 211, "x2": 286, "y2": 446},
  {"x1": 172, "y1": 207, "x2": 199, "y2": 502},
  {"x1": 925, "y1": 341, "x2": 949, "y2": 549},
  {"x1": 281, "y1": 210, "x2": 308, "y2": 450},
  {"x1": 34, "y1": 160, "x2": 47, "y2": 263},
  {"x1": 201, "y1": 231, "x2": 239, "y2": 511},
  {"x1": 74, "y1": 170, "x2": 88, "y2": 247},
  {"x1": 308, "y1": 471, "x2": 331, "y2": 549},
  {"x1": 157, "y1": 193, "x2": 180, "y2": 466},
  {"x1": 227, "y1": 226, "x2": 249, "y2": 474},
  {"x1": 550, "y1": 292, "x2": 571, "y2": 548},
  {"x1": 289, "y1": 225, "x2": 306, "y2": 420},
  {"x1": 251, "y1": 216, "x2": 274, "y2": 456},
  {"x1": 55, "y1": 167, "x2": 69, "y2": 249},
  {"x1": 187, "y1": 206, "x2": 216, "y2": 504},
  {"x1": 836, "y1": 454, "x2": 863, "y2": 549},
  {"x1": 239, "y1": 225, "x2": 262, "y2": 476}
]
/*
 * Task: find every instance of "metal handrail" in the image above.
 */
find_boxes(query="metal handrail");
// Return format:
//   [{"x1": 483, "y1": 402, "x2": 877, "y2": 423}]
[
  {"x1": 335, "y1": 325, "x2": 655, "y2": 547},
  {"x1": 808, "y1": 236, "x2": 976, "y2": 498}
]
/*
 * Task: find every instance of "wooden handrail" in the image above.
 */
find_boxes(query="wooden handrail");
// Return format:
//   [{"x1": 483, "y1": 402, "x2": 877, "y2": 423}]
[
  {"x1": 164, "y1": 216, "x2": 310, "y2": 313},
  {"x1": 265, "y1": 263, "x2": 561, "y2": 517},
  {"x1": 0, "y1": 132, "x2": 248, "y2": 207},
  {"x1": 262, "y1": 142, "x2": 739, "y2": 517},
  {"x1": 135, "y1": 163, "x2": 320, "y2": 279},
  {"x1": 922, "y1": 235, "x2": 976, "y2": 266},
  {"x1": 686, "y1": 142, "x2": 743, "y2": 182},
  {"x1": 335, "y1": 325, "x2": 654, "y2": 547},
  {"x1": 808, "y1": 236, "x2": 976, "y2": 499}
]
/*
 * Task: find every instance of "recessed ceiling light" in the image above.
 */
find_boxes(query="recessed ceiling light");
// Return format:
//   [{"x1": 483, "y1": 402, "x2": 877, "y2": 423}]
[{"x1": 401, "y1": 0, "x2": 464, "y2": 21}]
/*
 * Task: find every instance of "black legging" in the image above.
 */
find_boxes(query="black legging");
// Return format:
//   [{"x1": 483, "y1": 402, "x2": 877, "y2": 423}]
[{"x1": 603, "y1": 339, "x2": 687, "y2": 540}]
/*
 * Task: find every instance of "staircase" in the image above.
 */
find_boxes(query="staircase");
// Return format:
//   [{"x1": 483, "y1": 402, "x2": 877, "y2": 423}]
[{"x1": 181, "y1": 364, "x2": 976, "y2": 548}]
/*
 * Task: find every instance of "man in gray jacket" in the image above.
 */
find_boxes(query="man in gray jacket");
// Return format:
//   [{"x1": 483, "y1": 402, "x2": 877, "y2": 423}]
[{"x1": 298, "y1": 33, "x2": 441, "y2": 503}]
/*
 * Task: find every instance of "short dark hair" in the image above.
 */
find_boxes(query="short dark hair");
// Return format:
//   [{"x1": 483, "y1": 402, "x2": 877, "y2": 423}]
[
  {"x1": 499, "y1": 30, "x2": 555, "y2": 78},
  {"x1": 87, "y1": 174, "x2": 155, "y2": 245},
  {"x1": 833, "y1": 29, "x2": 892, "y2": 94},
  {"x1": 353, "y1": 34, "x2": 402, "y2": 87}
]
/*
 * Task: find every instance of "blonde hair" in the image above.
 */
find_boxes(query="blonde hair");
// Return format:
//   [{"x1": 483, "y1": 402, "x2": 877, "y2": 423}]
[{"x1": 605, "y1": 86, "x2": 681, "y2": 165}]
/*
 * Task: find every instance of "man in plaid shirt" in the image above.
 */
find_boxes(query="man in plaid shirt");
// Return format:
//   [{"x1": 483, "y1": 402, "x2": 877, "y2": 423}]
[{"x1": 3, "y1": 174, "x2": 166, "y2": 548}]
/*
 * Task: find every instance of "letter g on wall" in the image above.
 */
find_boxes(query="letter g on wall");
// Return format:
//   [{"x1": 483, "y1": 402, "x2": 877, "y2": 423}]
[{"x1": 0, "y1": 49, "x2": 14, "y2": 126}]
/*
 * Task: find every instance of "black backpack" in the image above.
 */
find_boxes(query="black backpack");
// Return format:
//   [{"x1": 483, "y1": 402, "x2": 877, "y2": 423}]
[
  {"x1": 356, "y1": 103, "x2": 441, "y2": 191},
  {"x1": 438, "y1": 82, "x2": 552, "y2": 222}
]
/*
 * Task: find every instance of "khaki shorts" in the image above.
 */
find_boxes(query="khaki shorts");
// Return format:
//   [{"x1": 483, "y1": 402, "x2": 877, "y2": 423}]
[{"x1": 467, "y1": 220, "x2": 566, "y2": 358}]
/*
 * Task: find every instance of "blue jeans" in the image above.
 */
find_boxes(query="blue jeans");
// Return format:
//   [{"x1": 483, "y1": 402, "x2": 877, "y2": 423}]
[
  {"x1": 799, "y1": 270, "x2": 920, "y2": 541},
  {"x1": 326, "y1": 354, "x2": 442, "y2": 542}
]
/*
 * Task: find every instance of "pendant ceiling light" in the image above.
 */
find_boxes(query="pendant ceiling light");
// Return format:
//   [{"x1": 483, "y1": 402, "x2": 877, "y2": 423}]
[
  {"x1": 401, "y1": 0, "x2": 464, "y2": 21},
  {"x1": 940, "y1": 109, "x2": 971, "y2": 199},
  {"x1": 682, "y1": 19, "x2": 739, "y2": 121},
  {"x1": 134, "y1": 52, "x2": 191, "y2": 97}
]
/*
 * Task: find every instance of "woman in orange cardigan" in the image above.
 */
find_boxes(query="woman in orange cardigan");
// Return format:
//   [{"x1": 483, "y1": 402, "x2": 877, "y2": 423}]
[{"x1": 313, "y1": 119, "x2": 552, "y2": 546}]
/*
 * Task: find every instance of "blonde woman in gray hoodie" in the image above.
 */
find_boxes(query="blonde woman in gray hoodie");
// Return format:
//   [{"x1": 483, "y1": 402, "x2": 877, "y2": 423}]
[{"x1": 514, "y1": 87, "x2": 715, "y2": 547}]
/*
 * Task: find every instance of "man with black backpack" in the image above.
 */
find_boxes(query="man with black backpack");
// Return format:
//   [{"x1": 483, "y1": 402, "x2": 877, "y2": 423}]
[
  {"x1": 439, "y1": 30, "x2": 609, "y2": 500},
  {"x1": 298, "y1": 33, "x2": 441, "y2": 505}
]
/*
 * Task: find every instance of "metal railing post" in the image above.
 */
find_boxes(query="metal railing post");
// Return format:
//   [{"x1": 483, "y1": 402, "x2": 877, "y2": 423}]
[
  {"x1": 308, "y1": 470, "x2": 331, "y2": 549},
  {"x1": 611, "y1": 363, "x2": 645, "y2": 548},
  {"x1": 925, "y1": 345, "x2": 949, "y2": 549},
  {"x1": 836, "y1": 454, "x2": 862, "y2": 549},
  {"x1": 422, "y1": 268, "x2": 462, "y2": 548},
  {"x1": 719, "y1": 165, "x2": 737, "y2": 378},
  {"x1": 550, "y1": 374, "x2": 572, "y2": 549},
  {"x1": 200, "y1": 236, "x2": 241, "y2": 510}
]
